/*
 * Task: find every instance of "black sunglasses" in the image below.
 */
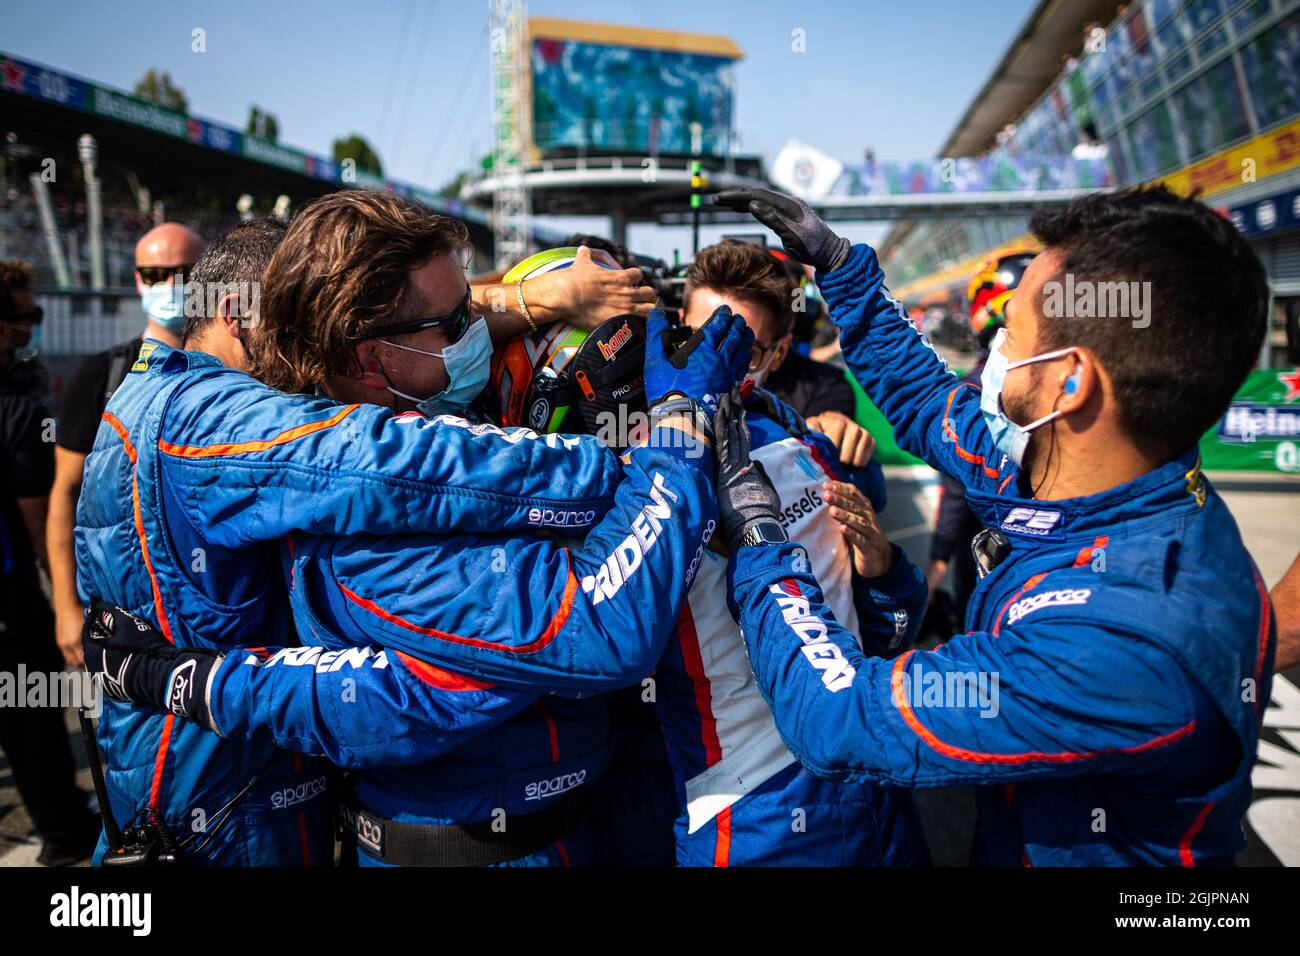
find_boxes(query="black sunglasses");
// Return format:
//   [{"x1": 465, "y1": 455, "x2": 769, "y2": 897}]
[
  {"x1": 371, "y1": 286, "x2": 473, "y2": 343},
  {"x1": 137, "y1": 264, "x2": 193, "y2": 286},
  {"x1": 1, "y1": 306, "x2": 43, "y2": 326}
]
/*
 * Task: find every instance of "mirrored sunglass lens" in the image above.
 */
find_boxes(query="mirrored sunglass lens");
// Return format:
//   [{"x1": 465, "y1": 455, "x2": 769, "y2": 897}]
[{"x1": 445, "y1": 306, "x2": 470, "y2": 343}]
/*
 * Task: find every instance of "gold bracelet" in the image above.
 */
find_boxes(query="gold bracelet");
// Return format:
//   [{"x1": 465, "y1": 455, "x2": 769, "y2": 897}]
[{"x1": 516, "y1": 281, "x2": 537, "y2": 333}]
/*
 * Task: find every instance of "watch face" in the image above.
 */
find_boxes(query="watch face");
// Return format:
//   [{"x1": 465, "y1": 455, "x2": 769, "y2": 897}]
[{"x1": 746, "y1": 521, "x2": 787, "y2": 546}]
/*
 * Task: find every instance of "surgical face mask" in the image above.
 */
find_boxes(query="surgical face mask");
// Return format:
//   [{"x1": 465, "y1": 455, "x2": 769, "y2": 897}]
[
  {"x1": 978, "y1": 328, "x2": 1076, "y2": 466},
  {"x1": 141, "y1": 281, "x2": 187, "y2": 333},
  {"x1": 743, "y1": 340, "x2": 782, "y2": 390},
  {"x1": 381, "y1": 316, "x2": 492, "y2": 417},
  {"x1": 2, "y1": 320, "x2": 40, "y2": 362}
]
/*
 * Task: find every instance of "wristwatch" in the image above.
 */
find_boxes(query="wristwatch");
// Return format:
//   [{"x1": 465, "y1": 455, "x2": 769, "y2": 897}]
[
  {"x1": 647, "y1": 393, "x2": 715, "y2": 444},
  {"x1": 740, "y1": 520, "x2": 788, "y2": 548}
]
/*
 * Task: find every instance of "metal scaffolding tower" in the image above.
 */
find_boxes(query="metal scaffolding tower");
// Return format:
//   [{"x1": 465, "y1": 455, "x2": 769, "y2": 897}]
[{"x1": 489, "y1": 0, "x2": 531, "y2": 270}]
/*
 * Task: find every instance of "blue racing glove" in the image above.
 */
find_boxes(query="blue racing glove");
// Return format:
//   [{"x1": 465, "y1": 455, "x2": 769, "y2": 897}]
[
  {"x1": 644, "y1": 305, "x2": 753, "y2": 412},
  {"x1": 83, "y1": 600, "x2": 224, "y2": 732}
]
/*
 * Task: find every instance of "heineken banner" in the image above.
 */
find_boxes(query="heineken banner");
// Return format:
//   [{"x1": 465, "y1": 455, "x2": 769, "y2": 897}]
[
  {"x1": 1202, "y1": 368, "x2": 1300, "y2": 474},
  {"x1": 850, "y1": 366, "x2": 1300, "y2": 474}
]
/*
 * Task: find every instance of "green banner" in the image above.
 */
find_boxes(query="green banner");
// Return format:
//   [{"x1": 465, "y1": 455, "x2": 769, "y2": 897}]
[
  {"x1": 1199, "y1": 367, "x2": 1300, "y2": 474},
  {"x1": 848, "y1": 372, "x2": 924, "y2": 467},
  {"x1": 848, "y1": 366, "x2": 1300, "y2": 474},
  {"x1": 89, "y1": 86, "x2": 187, "y2": 138}
]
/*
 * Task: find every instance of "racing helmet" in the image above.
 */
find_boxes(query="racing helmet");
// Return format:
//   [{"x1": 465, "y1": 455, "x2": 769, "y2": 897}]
[
  {"x1": 967, "y1": 250, "x2": 1036, "y2": 342},
  {"x1": 480, "y1": 248, "x2": 647, "y2": 436}
]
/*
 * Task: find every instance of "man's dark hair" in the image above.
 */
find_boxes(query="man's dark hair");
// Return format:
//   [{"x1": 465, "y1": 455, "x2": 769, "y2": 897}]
[
  {"x1": 686, "y1": 239, "x2": 799, "y2": 338},
  {"x1": 1030, "y1": 186, "x2": 1268, "y2": 461},
  {"x1": 0, "y1": 259, "x2": 35, "y2": 317},
  {"x1": 183, "y1": 217, "x2": 288, "y2": 343},
  {"x1": 560, "y1": 234, "x2": 633, "y2": 269}
]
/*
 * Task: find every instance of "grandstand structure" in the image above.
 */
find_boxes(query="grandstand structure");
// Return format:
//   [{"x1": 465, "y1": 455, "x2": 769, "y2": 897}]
[
  {"x1": 0, "y1": 48, "x2": 569, "y2": 368},
  {"x1": 0, "y1": 50, "x2": 571, "y2": 287},
  {"x1": 879, "y1": 0, "x2": 1300, "y2": 372}
]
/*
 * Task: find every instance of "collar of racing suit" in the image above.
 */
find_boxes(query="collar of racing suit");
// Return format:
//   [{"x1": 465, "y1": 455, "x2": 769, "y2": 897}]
[{"x1": 962, "y1": 447, "x2": 1207, "y2": 546}]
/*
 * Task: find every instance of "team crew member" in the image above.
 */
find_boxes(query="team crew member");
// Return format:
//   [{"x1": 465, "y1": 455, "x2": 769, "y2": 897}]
[
  {"x1": 83, "y1": 306, "x2": 750, "y2": 866},
  {"x1": 715, "y1": 185, "x2": 1274, "y2": 866},
  {"x1": 49, "y1": 223, "x2": 206, "y2": 667},
  {"x1": 0, "y1": 263, "x2": 99, "y2": 865},
  {"x1": 75, "y1": 197, "x2": 641, "y2": 866},
  {"x1": 681, "y1": 242, "x2": 877, "y2": 470},
  {"x1": 652, "y1": 244, "x2": 929, "y2": 865}
]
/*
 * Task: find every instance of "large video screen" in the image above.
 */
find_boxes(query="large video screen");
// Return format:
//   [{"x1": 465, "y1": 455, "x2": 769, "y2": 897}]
[{"x1": 531, "y1": 38, "x2": 734, "y2": 155}]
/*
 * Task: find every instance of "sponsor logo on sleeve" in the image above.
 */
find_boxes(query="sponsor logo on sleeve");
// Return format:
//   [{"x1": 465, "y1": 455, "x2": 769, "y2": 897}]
[
  {"x1": 528, "y1": 507, "x2": 598, "y2": 529},
  {"x1": 765, "y1": 580, "x2": 856, "y2": 692},
  {"x1": 249, "y1": 646, "x2": 391, "y2": 671},
  {"x1": 1006, "y1": 588, "x2": 1092, "y2": 625},
  {"x1": 581, "y1": 472, "x2": 679, "y2": 604}
]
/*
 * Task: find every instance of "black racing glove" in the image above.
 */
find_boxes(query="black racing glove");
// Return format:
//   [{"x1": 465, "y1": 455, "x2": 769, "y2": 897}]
[
  {"x1": 83, "y1": 600, "x2": 223, "y2": 732},
  {"x1": 713, "y1": 187, "x2": 851, "y2": 274},
  {"x1": 713, "y1": 389, "x2": 783, "y2": 550}
]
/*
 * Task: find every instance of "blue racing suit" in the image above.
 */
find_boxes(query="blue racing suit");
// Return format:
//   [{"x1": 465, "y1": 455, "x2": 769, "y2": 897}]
[
  {"x1": 75, "y1": 341, "x2": 624, "y2": 866},
  {"x1": 647, "y1": 397, "x2": 929, "y2": 866},
  {"x1": 275, "y1": 388, "x2": 932, "y2": 866},
  {"x1": 727, "y1": 244, "x2": 1275, "y2": 866},
  {"x1": 187, "y1": 431, "x2": 717, "y2": 865}
]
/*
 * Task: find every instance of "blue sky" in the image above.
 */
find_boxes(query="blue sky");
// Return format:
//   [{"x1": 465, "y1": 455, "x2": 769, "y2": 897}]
[{"x1": 2, "y1": 0, "x2": 1038, "y2": 255}]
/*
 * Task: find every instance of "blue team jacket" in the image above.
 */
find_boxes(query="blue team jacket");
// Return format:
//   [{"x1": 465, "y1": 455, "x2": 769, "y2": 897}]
[
  {"x1": 729, "y1": 244, "x2": 1275, "y2": 867},
  {"x1": 75, "y1": 341, "x2": 625, "y2": 865},
  {"x1": 202, "y1": 435, "x2": 718, "y2": 866}
]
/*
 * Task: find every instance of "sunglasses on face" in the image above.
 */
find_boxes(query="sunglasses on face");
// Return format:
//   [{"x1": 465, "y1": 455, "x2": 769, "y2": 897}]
[
  {"x1": 137, "y1": 265, "x2": 193, "y2": 286},
  {"x1": 371, "y1": 286, "x2": 473, "y2": 344},
  {"x1": 1, "y1": 306, "x2": 43, "y2": 326},
  {"x1": 750, "y1": 339, "x2": 781, "y2": 370}
]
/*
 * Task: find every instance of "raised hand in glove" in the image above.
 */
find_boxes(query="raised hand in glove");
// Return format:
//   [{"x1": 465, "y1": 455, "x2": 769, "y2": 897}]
[
  {"x1": 713, "y1": 389, "x2": 786, "y2": 551},
  {"x1": 83, "y1": 600, "x2": 223, "y2": 731},
  {"x1": 644, "y1": 305, "x2": 753, "y2": 412},
  {"x1": 713, "y1": 188, "x2": 851, "y2": 274}
]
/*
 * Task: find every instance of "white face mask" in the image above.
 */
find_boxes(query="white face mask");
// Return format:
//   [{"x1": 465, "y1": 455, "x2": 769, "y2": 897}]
[
  {"x1": 379, "y1": 317, "x2": 492, "y2": 417},
  {"x1": 978, "y1": 328, "x2": 1077, "y2": 466},
  {"x1": 743, "y1": 341, "x2": 782, "y2": 390},
  {"x1": 743, "y1": 363, "x2": 771, "y2": 390}
]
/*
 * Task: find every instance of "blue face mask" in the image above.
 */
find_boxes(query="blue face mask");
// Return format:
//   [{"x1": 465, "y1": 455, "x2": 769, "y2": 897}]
[
  {"x1": 4, "y1": 320, "x2": 41, "y2": 362},
  {"x1": 381, "y1": 317, "x2": 493, "y2": 417},
  {"x1": 141, "y1": 282, "x2": 187, "y2": 333},
  {"x1": 978, "y1": 328, "x2": 1075, "y2": 466}
]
